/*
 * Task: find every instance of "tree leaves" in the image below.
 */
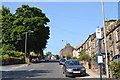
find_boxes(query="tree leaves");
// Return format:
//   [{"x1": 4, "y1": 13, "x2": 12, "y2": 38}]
[{"x1": 1, "y1": 5, "x2": 50, "y2": 56}]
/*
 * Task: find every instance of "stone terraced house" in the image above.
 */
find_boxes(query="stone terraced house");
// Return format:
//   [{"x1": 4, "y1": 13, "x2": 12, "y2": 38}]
[{"x1": 74, "y1": 19, "x2": 120, "y2": 60}]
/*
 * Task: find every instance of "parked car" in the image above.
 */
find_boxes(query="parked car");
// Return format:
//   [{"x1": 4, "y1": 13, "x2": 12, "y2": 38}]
[
  {"x1": 112, "y1": 53, "x2": 120, "y2": 62},
  {"x1": 31, "y1": 57, "x2": 39, "y2": 63},
  {"x1": 51, "y1": 56, "x2": 56, "y2": 60},
  {"x1": 63, "y1": 59, "x2": 86, "y2": 77},
  {"x1": 45, "y1": 57, "x2": 49, "y2": 61},
  {"x1": 59, "y1": 58, "x2": 66, "y2": 65}
]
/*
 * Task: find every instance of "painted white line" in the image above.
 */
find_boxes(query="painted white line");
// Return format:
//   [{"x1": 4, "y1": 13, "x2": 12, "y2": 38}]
[{"x1": 28, "y1": 68, "x2": 35, "y2": 71}]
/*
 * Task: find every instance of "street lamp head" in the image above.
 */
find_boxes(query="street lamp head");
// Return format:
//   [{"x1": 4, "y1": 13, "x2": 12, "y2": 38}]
[
  {"x1": 31, "y1": 31, "x2": 34, "y2": 33},
  {"x1": 26, "y1": 31, "x2": 34, "y2": 33}
]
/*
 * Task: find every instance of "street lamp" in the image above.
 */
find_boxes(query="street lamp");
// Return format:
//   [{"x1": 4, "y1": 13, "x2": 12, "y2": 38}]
[
  {"x1": 25, "y1": 31, "x2": 34, "y2": 62},
  {"x1": 101, "y1": 0, "x2": 109, "y2": 78}
]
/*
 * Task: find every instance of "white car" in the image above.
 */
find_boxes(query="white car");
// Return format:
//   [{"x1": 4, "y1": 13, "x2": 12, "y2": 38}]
[
  {"x1": 45, "y1": 57, "x2": 49, "y2": 61},
  {"x1": 51, "y1": 56, "x2": 56, "y2": 60}
]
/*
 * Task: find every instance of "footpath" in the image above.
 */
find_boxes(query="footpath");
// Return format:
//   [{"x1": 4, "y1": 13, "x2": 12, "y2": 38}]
[
  {"x1": 85, "y1": 68, "x2": 106, "y2": 78},
  {"x1": 76, "y1": 68, "x2": 106, "y2": 78},
  {"x1": 76, "y1": 68, "x2": 119, "y2": 80},
  {"x1": 0, "y1": 64, "x2": 27, "y2": 71}
]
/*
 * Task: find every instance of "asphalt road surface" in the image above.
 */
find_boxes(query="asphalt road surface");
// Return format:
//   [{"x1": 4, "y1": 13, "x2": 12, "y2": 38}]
[
  {"x1": 2, "y1": 60, "x2": 68, "y2": 78},
  {"x1": 1, "y1": 60, "x2": 118, "y2": 80}
]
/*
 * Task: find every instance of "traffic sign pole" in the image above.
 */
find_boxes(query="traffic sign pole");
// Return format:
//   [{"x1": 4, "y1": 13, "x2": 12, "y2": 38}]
[
  {"x1": 96, "y1": 27, "x2": 103, "y2": 80},
  {"x1": 98, "y1": 39, "x2": 102, "y2": 80}
]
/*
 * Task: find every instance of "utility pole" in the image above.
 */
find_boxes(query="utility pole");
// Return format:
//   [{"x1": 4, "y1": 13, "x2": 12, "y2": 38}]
[
  {"x1": 25, "y1": 31, "x2": 34, "y2": 63},
  {"x1": 25, "y1": 32, "x2": 28, "y2": 62},
  {"x1": 101, "y1": 0, "x2": 109, "y2": 78}
]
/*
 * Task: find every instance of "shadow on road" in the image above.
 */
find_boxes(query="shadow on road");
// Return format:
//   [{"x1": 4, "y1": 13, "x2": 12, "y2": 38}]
[
  {"x1": 39, "y1": 60, "x2": 59, "y2": 63},
  {"x1": 2, "y1": 70, "x2": 53, "y2": 78}
]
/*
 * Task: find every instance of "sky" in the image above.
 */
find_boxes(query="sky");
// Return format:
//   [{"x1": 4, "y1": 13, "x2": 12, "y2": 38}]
[{"x1": 2, "y1": 2, "x2": 118, "y2": 55}]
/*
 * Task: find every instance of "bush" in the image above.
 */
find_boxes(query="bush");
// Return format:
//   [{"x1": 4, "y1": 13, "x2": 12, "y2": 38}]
[
  {"x1": 3, "y1": 56, "x2": 25, "y2": 64},
  {"x1": 2, "y1": 54, "x2": 9, "y2": 61},
  {"x1": 110, "y1": 61, "x2": 120, "y2": 78},
  {"x1": 2, "y1": 51, "x2": 25, "y2": 64},
  {"x1": 78, "y1": 49, "x2": 91, "y2": 61},
  {"x1": 0, "y1": 55, "x2": 2, "y2": 61},
  {"x1": 13, "y1": 57, "x2": 25, "y2": 64},
  {"x1": 31, "y1": 54, "x2": 38, "y2": 57},
  {"x1": 25, "y1": 60, "x2": 30, "y2": 63},
  {"x1": 72, "y1": 57, "x2": 77, "y2": 59},
  {"x1": 78, "y1": 54, "x2": 91, "y2": 61},
  {"x1": 2, "y1": 50, "x2": 24, "y2": 57},
  {"x1": 2, "y1": 44, "x2": 16, "y2": 53}
]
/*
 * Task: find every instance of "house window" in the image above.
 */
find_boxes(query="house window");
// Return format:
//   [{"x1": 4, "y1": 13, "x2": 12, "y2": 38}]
[
  {"x1": 109, "y1": 34, "x2": 113, "y2": 46},
  {"x1": 87, "y1": 42, "x2": 89, "y2": 47},
  {"x1": 89, "y1": 41, "x2": 91, "y2": 47},
  {"x1": 116, "y1": 30, "x2": 119, "y2": 42}
]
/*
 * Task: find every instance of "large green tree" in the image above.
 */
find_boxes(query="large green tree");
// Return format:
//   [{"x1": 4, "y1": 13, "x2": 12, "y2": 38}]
[
  {"x1": 1, "y1": 6, "x2": 16, "y2": 52},
  {"x1": 1, "y1": 5, "x2": 50, "y2": 57}
]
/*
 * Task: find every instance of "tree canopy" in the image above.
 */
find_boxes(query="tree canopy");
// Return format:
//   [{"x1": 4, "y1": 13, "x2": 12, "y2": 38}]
[
  {"x1": 44, "y1": 52, "x2": 52, "y2": 57},
  {"x1": 1, "y1": 5, "x2": 50, "y2": 57}
]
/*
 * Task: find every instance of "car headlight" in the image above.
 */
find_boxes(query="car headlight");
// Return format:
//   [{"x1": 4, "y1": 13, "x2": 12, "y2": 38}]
[
  {"x1": 81, "y1": 68, "x2": 85, "y2": 70},
  {"x1": 66, "y1": 68, "x2": 73, "y2": 72}
]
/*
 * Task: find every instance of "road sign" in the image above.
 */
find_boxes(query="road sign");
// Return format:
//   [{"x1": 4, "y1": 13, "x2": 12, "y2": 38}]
[
  {"x1": 96, "y1": 54, "x2": 103, "y2": 65},
  {"x1": 96, "y1": 27, "x2": 102, "y2": 39}
]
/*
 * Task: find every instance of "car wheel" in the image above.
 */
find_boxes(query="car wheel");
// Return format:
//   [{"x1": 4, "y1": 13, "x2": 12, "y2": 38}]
[
  {"x1": 65, "y1": 73, "x2": 69, "y2": 77},
  {"x1": 63, "y1": 71, "x2": 64, "y2": 74},
  {"x1": 83, "y1": 73, "x2": 86, "y2": 76},
  {"x1": 65, "y1": 74, "x2": 68, "y2": 77}
]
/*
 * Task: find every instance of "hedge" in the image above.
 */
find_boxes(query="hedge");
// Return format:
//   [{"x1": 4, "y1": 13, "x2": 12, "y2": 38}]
[
  {"x1": 2, "y1": 51, "x2": 25, "y2": 65},
  {"x1": 2, "y1": 56, "x2": 25, "y2": 65},
  {"x1": 109, "y1": 61, "x2": 120, "y2": 78},
  {"x1": 2, "y1": 50, "x2": 24, "y2": 57}
]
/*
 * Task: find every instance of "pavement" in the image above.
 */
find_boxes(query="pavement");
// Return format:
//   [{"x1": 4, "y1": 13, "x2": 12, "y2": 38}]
[
  {"x1": 0, "y1": 64, "x2": 28, "y2": 71},
  {"x1": 76, "y1": 68, "x2": 106, "y2": 78}
]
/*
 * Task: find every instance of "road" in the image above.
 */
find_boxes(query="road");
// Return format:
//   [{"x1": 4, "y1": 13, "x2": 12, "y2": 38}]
[
  {"x1": 1, "y1": 60, "x2": 67, "y2": 78},
  {"x1": 1, "y1": 60, "x2": 110, "y2": 80}
]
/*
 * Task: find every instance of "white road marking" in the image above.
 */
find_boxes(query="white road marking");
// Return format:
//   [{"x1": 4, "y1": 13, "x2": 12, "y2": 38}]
[{"x1": 28, "y1": 68, "x2": 34, "y2": 71}]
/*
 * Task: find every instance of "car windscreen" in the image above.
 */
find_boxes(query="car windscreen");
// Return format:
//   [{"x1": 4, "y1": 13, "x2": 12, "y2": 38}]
[
  {"x1": 60, "y1": 59, "x2": 65, "y2": 62},
  {"x1": 66, "y1": 61, "x2": 80, "y2": 66}
]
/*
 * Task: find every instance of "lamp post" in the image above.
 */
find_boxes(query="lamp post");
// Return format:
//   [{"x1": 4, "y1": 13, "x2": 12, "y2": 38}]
[
  {"x1": 25, "y1": 31, "x2": 34, "y2": 62},
  {"x1": 101, "y1": 0, "x2": 109, "y2": 78}
]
